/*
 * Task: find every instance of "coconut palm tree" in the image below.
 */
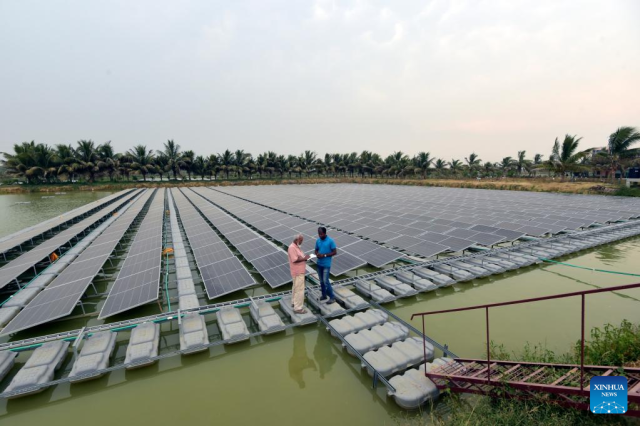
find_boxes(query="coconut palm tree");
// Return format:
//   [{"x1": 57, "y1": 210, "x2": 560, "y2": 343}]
[
  {"x1": 162, "y1": 140, "x2": 183, "y2": 180},
  {"x1": 606, "y1": 126, "x2": 640, "y2": 181},
  {"x1": 129, "y1": 145, "x2": 155, "y2": 181},
  {"x1": 74, "y1": 140, "x2": 101, "y2": 182},
  {"x1": 219, "y1": 149, "x2": 235, "y2": 179},
  {"x1": 515, "y1": 151, "x2": 531, "y2": 176},
  {"x1": 464, "y1": 153, "x2": 482, "y2": 176},
  {"x1": 181, "y1": 150, "x2": 195, "y2": 180},
  {"x1": 448, "y1": 159, "x2": 463, "y2": 176},
  {"x1": 54, "y1": 144, "x2": 76, "y2": 182},
  {"x1": 414, "y1": 152, "x2": 433, "y2": 178},
  {"x1": 97, "y1": 142, "x2": 118, "y2": 181},
  {"x1": 483, "y1": 161, "x2": 494, "y2": 177},
  {"x1": 434, "y1": 158, "x2": 447, "y2": 175},
  {"x1": 497, "y1": 157, "x2": 515, "y2": 176},
  {"x1": 547, "y1": 135, "x2": 586, "y2": 180},
  {"x1": 154, "y1": 153, "x2": 169, "y2": 181},
  {"x1": 205, "y1": 154, "x2": 220, "y2": 180}
]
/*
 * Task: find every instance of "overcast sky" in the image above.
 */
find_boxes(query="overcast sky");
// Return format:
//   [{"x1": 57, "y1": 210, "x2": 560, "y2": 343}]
[{"x1": 1, "y1": 0, "x2": 639, "y2": 162}]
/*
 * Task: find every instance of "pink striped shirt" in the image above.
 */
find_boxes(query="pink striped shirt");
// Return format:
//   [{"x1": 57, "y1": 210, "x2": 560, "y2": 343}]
[{"x1": 288, "y1": 242, "x2": 306, "y2": 277}]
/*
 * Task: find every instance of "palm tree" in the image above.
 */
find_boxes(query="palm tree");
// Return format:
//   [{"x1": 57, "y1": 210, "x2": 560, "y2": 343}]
[
  {"x1": 162, "y1": 140, "x2": 182, "y2": 180},
  {"x1": 499, "y1": 157, "x2": 515, "y2": 175},
  {"x1": 54, "y1": 144, "x2": 76, "y2": 182},
  {"x1": 606, "y1": 126, "x2": 640, "y2": 181},
  {"x1": 154, "y1": 153, "x2": 169, "y2": 181},
  {"x1": 483, "y1": 161, "x2": 494, "y2": 177},
  {"x1": 75, "y1": 140, "x2": 100, "y2": 182},
  {"x1": 234, "y1": 149, "x2": 249, "y2": 179},
  {"x1": 181, "y1": 150, "x2": 195, "y2": 180},
  {"x1": 448, "y1": 159, "x2": 463, "y2": 176},
  {"x1": 97, "y1": 142, "x2": 118, "y2": 181},
  {"x1": 219, "y1": 149, "x2": 235, "y2": 179},
  {"x1": 205, "y1": 154, "x2": 220, "y2": 180},
  {"x1": 547, "y1": 135, "x2": 586, "y2": 180},
  {"x1": 434, "y1": 158, "x2": 447, "y2": 175},
  {"x1": 414, "y1": 152, "x2": 433, "y2": 178},
  {"x1": 301, "y1": 150, "x2": 317, "y2": 177},
  {"x1": 129, "y1": 145, "x2": 155, "y2": 181},
  {"x1": 193, "y1": 155, "x2": 205, "y2": 180},
  {"x1": 464, "y1": 153, "x2": 482, "y2": 176},
  {"x1": 515, "y1": 151, "x2": 531, "y2": 176}
]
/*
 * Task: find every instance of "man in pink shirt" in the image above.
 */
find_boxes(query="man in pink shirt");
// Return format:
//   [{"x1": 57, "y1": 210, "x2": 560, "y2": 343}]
[{"x1": 288, "y1": 234, "x2": 310, "y2": 314}]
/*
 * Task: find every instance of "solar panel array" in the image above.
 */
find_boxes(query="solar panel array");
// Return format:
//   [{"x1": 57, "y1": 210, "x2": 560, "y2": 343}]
[
  {"x1": 0, "y1": 190, "x2": 154, "y2": 336},
  {"x1": 98, "y1": 190, "x2": 166, "y2": 318},
  {"x1": 216, "y1": 184, "x2": 640, "y2": 258},
  {"x1": 171, "y1": 188, "x2": 256, "y2": 298},
  {"x1": 0, "y1": 190, "x2": 141, "y2": 290},
  {"x1": 0, "y1": 189, "x2": 132, "y2": 255},
  {"x1": 193, "y1": 188, "x2": 405, "y2": 276},
  {"x1": 186, "y1": 188, "x2": 297, "y2": 288}
]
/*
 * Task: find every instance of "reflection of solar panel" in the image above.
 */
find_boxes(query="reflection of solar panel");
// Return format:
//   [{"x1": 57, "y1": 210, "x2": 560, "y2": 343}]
[
  {"x1": 99, "y1": 190, "x2": 165, "y2": 318},
  {"x1": 1, "y1": 190, "x2": 153, "y2": 336}
]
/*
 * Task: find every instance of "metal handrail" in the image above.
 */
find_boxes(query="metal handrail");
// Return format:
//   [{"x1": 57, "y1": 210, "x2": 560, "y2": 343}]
[{"x1": 411, "y1": 282, "x2": 640, "y2": 392}]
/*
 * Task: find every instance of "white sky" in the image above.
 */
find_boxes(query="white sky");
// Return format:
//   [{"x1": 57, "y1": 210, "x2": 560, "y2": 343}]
[{"x1": 1, "y1": 0, "x2": 639, "y2": 162}]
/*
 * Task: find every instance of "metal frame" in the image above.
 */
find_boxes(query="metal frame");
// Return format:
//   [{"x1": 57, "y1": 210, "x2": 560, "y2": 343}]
[{"x1": 411, "y1": 282, "x2": 640, "y2": 417}]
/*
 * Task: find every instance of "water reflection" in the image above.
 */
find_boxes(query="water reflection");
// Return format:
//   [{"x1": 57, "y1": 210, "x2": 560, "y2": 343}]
[
  {"x1": 595, "y1": 244, "x2": 624, "y2": 265},
  {"x1": 313, "y1": 331, "x2": 337, "y2": 379},
  {"x1": 288, "y1": 332, "x2": 316, "y2": 389}
]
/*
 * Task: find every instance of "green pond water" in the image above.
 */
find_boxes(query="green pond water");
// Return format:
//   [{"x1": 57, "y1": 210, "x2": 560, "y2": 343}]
[{"x1": 0, "y1": 191, "x2": 639, "y2": 426}]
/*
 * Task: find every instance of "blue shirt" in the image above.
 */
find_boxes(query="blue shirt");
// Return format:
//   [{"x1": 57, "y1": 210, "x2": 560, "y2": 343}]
[{"x1": 315, "y1": 236, "x2": 336, "y2": 267}]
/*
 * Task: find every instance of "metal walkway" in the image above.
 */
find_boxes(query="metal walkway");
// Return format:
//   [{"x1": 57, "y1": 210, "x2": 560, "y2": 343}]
[{"x1": 412, "y1": 282, "x2": 640, "y2": 417}]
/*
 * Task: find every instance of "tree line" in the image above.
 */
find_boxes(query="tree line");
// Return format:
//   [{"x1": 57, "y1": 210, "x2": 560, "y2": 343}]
[{"x1": 1, "y1": 126, "x2": 638, "y2": 184}]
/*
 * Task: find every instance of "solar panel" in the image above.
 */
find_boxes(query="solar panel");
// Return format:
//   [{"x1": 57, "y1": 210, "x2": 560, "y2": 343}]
[
  {"x1": 98, "y1": 190, "x2": 165, "y2": 319},
  {"x1": 468, "y1": 232, "x2": 505, "y2": 246},
  {"x1": 0, "y1": 189, "x2": 141, "y2": 290},
  {"x1": 184, "y1": 188, "x2": 294, "y2": 288},
  {"x1": 492, "y1": 228, "x2": 525, "y2": 240},
  {"x1": 406, "y1": 241, "x2": 449, "y2": 257},
  {"x1": 171, "y1": 189, "x2": 255, "y2": 299},
  {"x1": 0, "y1": 189, "x2": 134, "y2": 255},
  {"x1": 0, "y1": 190, "x2": 154, "y2": 335},
  {"x1": 517, "y1": 225, "x2": 551, "y2": 237},
  {"x1": 438, "y1": 236, "x2": 475, "y2": 252},
  {"x1": 314, "y1": 252, "x2": 367, "y2": 276},
  {"x1": 445, "y1": 228, "x2": 478, "y2": 239}
]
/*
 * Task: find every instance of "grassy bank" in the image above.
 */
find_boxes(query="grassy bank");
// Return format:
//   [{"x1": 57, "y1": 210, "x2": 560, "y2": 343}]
[
  {"x1": 398, "y1": 320, "x2": 640, "y2": 425},
  {"x1": 0, "y1": 176, "x2": 623, "y2": 195}
]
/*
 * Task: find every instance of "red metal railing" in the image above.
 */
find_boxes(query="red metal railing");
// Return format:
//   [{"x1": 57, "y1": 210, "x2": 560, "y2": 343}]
[{"x1": 411, "y1": 282, "x2": 640, "y2": 393}]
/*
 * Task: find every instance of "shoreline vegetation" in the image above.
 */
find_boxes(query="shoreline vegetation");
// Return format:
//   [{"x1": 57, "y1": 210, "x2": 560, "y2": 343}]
[
  {"x1": 2, "y1": 127, "x2": 639, "y2": 196},
  {"x1": 399, "y1": 320, "x2": 640, "y2": 425},
  {"x1": 0, "y1": 176, "x2": 635, "y2": 197}
]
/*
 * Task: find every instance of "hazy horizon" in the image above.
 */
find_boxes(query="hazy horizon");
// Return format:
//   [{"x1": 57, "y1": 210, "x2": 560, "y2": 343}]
[{"x1": 1, "y1": 0, "x2": 639, "y2": 162}]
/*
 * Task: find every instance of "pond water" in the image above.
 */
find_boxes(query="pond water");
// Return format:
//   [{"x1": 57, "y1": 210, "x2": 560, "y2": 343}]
[{"x1": 0, "y1": 191, "x2": 638, "y2": 426}]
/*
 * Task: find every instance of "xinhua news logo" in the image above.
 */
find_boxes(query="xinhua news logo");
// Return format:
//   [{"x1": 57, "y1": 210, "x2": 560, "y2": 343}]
[{"x1": 590, "y1": 376, "x2": 627, "y2": 414}]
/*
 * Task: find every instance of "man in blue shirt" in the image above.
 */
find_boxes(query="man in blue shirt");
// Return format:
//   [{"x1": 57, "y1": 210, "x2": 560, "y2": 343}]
[{"x1": 315, "y1": 227, "x2": 337, "y2": 304}]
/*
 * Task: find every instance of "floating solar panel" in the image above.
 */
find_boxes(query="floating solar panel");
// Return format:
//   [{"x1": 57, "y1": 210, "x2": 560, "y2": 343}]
[
  {"x1": 99, "y1": 190, "x2": 165, "y2": 319},
  {"x1": 437, "y1": 236, "x2": 475, "y2": 252},
  {"x1": 0, "y1": 190, "x2": 141, "y2": 290},
  {"x1": 406, "y1": 241, "x2": 449, "y2": 257},
  {"x1": 492, "y1": 228, "x2": 526, "y2": 240},
  {"x1": 186, "y1": 188, "x2": 296, "y2": 288},
  {"x1": 171, "y1": 189, "x2": 256, "y2": 298},
  {"x1": 468, "y1": 232, "x2": 505, "y2": 246},
  {"x1": 1, "y1": 190, "x2": 153, "y2": 335},
  {"x1": 445, "y1": 228, "x2": 478, "y2": 239}
]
